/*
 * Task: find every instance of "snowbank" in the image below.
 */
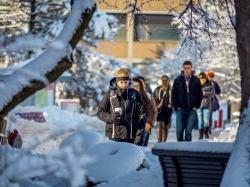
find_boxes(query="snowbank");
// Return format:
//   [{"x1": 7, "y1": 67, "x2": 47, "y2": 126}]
[
  {"x1": 7, "y1": 105, "x2": 104, "y2": 153},
  {"x1": 97, "y1": 147, "x2": 163, "y2": 187},
  {"x1": 221, "y1": 102, "x2": 250, "y2": 187},
  {"x1": 85, "y1": 142, "x2": 145, "y2": 183},
  {"x1": 60, "y1": 131, "x2": 104, "y2": 153}
]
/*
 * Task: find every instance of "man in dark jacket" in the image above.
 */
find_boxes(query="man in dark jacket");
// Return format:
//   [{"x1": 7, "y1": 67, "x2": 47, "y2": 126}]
[
  {"x1": 172, "y1": 61, "x2": 203, "y2": 141},
  {"x1": 97, "y1": 68, "x2": 146, "y2": 144}
]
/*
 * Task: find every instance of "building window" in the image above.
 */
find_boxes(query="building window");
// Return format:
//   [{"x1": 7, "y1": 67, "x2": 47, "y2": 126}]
[
  {"x1": 109, "y1": 13, "x2": 127, "y2": 41},
  {"x1": 134, "y1": 14, "x2": 180, "y2": 41}
]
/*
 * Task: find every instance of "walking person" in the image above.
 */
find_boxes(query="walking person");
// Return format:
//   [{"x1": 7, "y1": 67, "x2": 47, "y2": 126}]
[
  {"x1": 97, "y1": 68, "x2": 146, "y2": 144},
  {"x1": 153, "y1": 75, "x2": 172, "y2": 142},
  {"x1": 206, "y1": 70, "x2": 221, "y2": 134},
  {"x1": 197, "y1": 72, "x2": 215, "y2": 139},
  {"x1": 172, "y1": 61, "x2": 203, "y2": 141},
  {"x1": 133, "y1": 77, "x2": 157, "y2": 146}
]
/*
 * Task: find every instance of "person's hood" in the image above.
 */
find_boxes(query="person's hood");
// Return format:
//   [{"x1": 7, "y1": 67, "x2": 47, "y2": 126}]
[
  {"x1": 109, "y1": 77, "x2": 132, "y2": 96},
  {"x1": 109, "y1": 77, "x2": 116, "y2": 89}
]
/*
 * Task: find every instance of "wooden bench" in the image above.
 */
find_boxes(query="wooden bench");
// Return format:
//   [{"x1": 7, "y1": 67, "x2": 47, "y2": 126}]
[{"x1": 152, "y1": 142, "x2": 233, "y2": 187}]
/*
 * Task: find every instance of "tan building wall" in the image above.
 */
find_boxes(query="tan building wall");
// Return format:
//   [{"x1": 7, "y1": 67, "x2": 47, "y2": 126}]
[
  {"x1": 97, "y1": 0, "x2": 184, "y2": 63},
  {"x1": 98, "y1": 0, "x2": 187, "y2": 12},
  {"x1": 96, "y1": 41, "x2": 128, "y2": 58}
]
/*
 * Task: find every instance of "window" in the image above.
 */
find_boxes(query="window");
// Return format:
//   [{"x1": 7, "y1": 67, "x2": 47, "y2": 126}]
[
  {"x1": 134, "y1": 14, "x2": 180, "y2": 41},
  {"x1": 108, "y1": 13, "x2": 127, "y2": 41}
]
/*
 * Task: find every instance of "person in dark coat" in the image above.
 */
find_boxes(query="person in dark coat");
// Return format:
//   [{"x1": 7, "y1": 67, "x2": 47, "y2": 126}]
[
  {"x1": 197, "y1": 72, "x2": 215, "y2": 139},
  {"x1": 206, "y1": 70, "x2": 221, "y2": 134},
  {"x1": 133, "y1": 77, "x2": 157, "y2": 146},
  {"x1": 153, "y1": 75, "x2": 172, "y2": 142},
  {"x1": 172, "y1": 61, "x2": 203, "y2": 141},
  {"x1": 97, "y1": 68, "x2": 146, "y2": 144}
]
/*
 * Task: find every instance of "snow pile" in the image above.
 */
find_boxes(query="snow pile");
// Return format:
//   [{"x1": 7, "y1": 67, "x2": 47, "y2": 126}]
[
  {"x1": 210, "y1": 123, "x2": 239, "y2": 142},
  {"x1": 0, "y1": 144, "x2": 91, "y2": 187},
  {"x1": 60, "y1": 131, "x2": 104, "y2": 153},
  {"x1": 85, "y1": 142, "x2": 145, "y2": 183},
  {"x1": 7, "y1": 105, "x2": 104, "y2": 153},
  {"x1": 221, "y1": 102, "x2": 250, "y2": 187},
  {"x1": 0, "y1": 132, "x2": 154, "y2": 187},
  {"x1": 97, "y1": 147, "x2": 163, "y2": 187}
]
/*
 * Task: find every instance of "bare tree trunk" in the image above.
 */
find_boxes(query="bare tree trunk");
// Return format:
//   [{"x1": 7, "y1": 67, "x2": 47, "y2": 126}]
[
  {"x1": 235, "y1": 0, "x2": 250, "y2": 111},
  {"x1": 0, "y1": 4, "x2": 96, "y2": 118},
  {"x1": 29, "y1": 0, "x2": 36, "y2": 33}
]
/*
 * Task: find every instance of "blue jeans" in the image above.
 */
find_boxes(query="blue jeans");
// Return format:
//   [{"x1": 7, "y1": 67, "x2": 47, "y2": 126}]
[
  {"x1": 197, "y1": 108, "x2": 211, "y2": 130},
  {"x1": 176, "y1": 109, "x2": 197, "y2": 141}
]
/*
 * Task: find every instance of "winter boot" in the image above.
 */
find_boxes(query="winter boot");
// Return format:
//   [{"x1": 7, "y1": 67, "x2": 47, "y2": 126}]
[
  {"x1": 204, "y1": 127, "x2": 209, "y2": 139},
  {"x1": 199, "y1": 129, "x2": 204, "y2": 139}
]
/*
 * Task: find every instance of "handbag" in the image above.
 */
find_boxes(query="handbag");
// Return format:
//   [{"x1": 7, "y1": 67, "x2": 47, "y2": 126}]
[{"x1": 212, "y1": 96, "x2": 220, "y2": 112}]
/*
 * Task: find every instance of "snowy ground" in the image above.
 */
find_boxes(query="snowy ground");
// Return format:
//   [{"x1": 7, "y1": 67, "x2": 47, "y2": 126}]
[{"x1": 3, "y1": 105, "x2": 238, "y2": 187}]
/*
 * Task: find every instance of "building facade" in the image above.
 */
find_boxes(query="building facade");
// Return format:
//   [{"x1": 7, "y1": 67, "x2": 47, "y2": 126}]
[{"x1": 96, "y1": 0, "x2": 186, "y2": 64}]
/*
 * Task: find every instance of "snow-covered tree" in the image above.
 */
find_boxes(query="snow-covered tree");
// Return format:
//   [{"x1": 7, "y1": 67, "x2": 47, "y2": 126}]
[
  {"x1": 0, "y1": 0, "x2": 96, "y2": 118},
  {"x1": 0, "y1": 0, "x2": 29, "y2": 66}
]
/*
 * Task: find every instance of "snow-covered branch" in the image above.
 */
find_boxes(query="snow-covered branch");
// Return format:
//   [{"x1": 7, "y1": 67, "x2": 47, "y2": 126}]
[{"x1": 0, "y1": 0, "x2": 96, "y2": 118}]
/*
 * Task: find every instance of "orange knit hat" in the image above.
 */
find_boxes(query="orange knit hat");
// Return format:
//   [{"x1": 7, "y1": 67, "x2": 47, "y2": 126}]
[{"x1": 206, "y1": 70, "x2": 215, "y2": 78}]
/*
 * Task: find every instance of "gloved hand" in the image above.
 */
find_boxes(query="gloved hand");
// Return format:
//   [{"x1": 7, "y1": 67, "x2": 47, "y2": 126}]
[
  {"x1": 112, "y1": 112, "x2": 124, "y2": 125},
  {"x1": 134, "y1": 129, "x2": 144, "y2": 146}
]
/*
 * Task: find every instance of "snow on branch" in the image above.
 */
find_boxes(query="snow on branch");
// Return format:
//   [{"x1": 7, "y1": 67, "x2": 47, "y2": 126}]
[{"x1": 0, "y1": 0, "x2": 96, "y2": 118}]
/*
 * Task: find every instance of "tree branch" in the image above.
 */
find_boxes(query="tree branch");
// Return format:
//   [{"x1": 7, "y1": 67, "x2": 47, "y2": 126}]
[{"x1": 0, "y1": 1, "x2": 97, "y2": 118}]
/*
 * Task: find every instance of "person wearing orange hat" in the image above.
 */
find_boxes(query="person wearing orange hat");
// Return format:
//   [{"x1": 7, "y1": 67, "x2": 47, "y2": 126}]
[
  {"x1": 206, "y1": 70, "x2": 221, "y2": 134},
  {"x1": 97, "y1": 68, "x2": 146, "y2": 144},
  {"x1": 206, "y1": 71, "x2": 221, "y2": 95}
]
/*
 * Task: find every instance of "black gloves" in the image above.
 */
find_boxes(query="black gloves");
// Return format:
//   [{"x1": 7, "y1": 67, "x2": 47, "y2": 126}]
[{"x1": 112, "y1": 112, "x2": 126, "y2": 125}]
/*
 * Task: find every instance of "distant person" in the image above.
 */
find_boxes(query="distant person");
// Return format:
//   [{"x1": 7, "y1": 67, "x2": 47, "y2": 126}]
[
  {"x1": 137, "y1": 75, "x2": 153, "y2": 94},
  {"x1": 97, "y1": 68, "x2": 146, "y2": 144},
  {"x1": 172, "y1": 61, "x2": 203, "y2": 141},
  {"x1": 133, "y1": 77, "x2": 157, "y2": 146},
  {"x1": 207, "y1": 70, "x2": 221, "y2": 95},
  {"x1": 153, "y1": 75, "x2": 172, "y2": 142},
  {"x1": 198, "y1": 72, "x2": 215, "y2": 139},
  {"x1": 206, "y1": 70, "x2": 221, "y2": 134}
]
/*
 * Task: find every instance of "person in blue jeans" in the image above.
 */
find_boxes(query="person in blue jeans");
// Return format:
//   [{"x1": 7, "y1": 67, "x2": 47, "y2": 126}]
[
  {"x1": 172, "y1": 61, "x2": 203, "y2": 141},
  {"x1": 197, "y1": 72, "x2": 215, "y2": 139}
]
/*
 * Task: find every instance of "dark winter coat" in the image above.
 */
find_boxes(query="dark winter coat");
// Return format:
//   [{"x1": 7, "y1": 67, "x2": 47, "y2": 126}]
[
  {"x1": 153, "y1": 86, "x2": 172, "y2": 123},
  {"x1": 201, "y1": 81, "x2": 215, "y2": 109},
  {"x1": 97, "y1": 79, "x2": 146, "y2": 140},
  {"x1": 172, "y1": 71, "x2": 203, "y2": 110},
  {"x1": 211, "y1": 80, "x2": 221, "y2": 95},
  {"x1": 141, "y1": 92, "x2": 157, "y2": 126}
]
